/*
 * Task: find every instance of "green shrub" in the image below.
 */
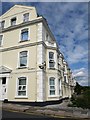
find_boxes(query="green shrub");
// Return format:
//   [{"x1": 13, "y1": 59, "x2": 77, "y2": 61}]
[{"x1": 70, "y1": 83, "x2": 90, "y2": 109}]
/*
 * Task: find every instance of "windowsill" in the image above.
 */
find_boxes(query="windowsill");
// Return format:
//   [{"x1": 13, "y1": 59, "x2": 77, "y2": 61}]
[
  {"x1": 49, "y1": 68, "x2": 55, "y2": 70},
  {"x1": 19, "y1": 40, "x2": 30, "y2": 43},
  {"x1": 17, "y1": 66, "x2": 28, "y2": 69},
  {"x1": 15, "y1": 96, "x2": 28, "y2": 99},
  {"x1": 23, "y1": 21, "x2": 29, "y2": 23},
  {"x1": 11, "y1": 25, "x2": 16, "y2": 27},
  {"x1": 48, "y1": 95, "x2": 57, "y2": 98}
]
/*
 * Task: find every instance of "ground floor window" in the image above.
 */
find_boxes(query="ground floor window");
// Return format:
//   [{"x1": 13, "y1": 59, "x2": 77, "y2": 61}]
[
  {"x1": 17, "y1": 77, "x2": 27, "y2": 96},
  {"x1": 58, "y1": 79, "x2": 61, "y2": 95},
  {"x1": 49, "y1": 77, "x2": 55, "y2": 95}
]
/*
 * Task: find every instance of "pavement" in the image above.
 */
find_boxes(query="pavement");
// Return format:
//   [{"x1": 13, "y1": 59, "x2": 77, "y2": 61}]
[{"x1": 1, "y1": 100, "x2": 90, "y2": 119}]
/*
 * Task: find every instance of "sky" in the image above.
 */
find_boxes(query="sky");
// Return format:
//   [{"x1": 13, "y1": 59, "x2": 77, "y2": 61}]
[{"x1": 0, "y1": 1, "x2": 89, "y2": 86}]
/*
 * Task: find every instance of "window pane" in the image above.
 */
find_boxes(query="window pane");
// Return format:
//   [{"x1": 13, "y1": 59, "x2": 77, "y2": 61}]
[
  {"x1": 20, "y1": 51, "x2": 27, "y2": 57},
  {"x1": 49, "y1": 52, "x2": 54, "y2": 59},
  {"x1": 49, "y1": 62, "x2": 54, "y2": 68},
  {"x1": 0, "y1": 21, "x2": 5, "y2": 28},
  {"x1": 49, "y1": 78, "x2": 55, "y2": 85},
  {"x1": 18, "y1": 91, "x2": 26, "y2": 96},
  {"x1": 50, "y1": 86, "x2": 55, "y2": 89},
  {"x1": 11, "y1": 18, "x2": 16, "y2": 26},
  {"x1": 23, "y1": 13, "x2": 29, "y2": 22},
  {"x1": 0, "y1": 35, "x2": 3, "y2": 46},
  {"x1": 20, "y1": 56, "x2": 27, "y2": 66},
  {"x1": 50, "y1": 90, "x2": 55, "y2": 95},
  {"x1": 19, "y1": 78, "x2": 26, "y2": 85},
  {"x1": 46, "y1": 33, "x2": 49, "y2": 41},
  {"x1": 20, "y1": 51, "x2": 27, "y2": 67},
  {"x1": 18, "y1": 86, "x2": 22, "y2": 90},
  {"x1": 64, "y1": 76, "x2": 66, "y2": 82},
  {"x1": 23, "y1": 86, "x2": 26, "y2": 90},
  {"x1": 21, "y1": 31, "x2": 28, "y2": 41}
]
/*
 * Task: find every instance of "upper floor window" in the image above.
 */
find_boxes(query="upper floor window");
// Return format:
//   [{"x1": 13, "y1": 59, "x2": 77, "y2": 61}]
[
  {"x1": 49, "y1": 77, "x2": 55, "y2": 95},
  {"x1": 64, "y1": 76, "x2": 66, "y2": 83},
  {"x1": 19, "y1": 51, "x2": 28, "y2": 67},
  {"x1": 49, "y1": 52, "x2": 55, "y2": 68},
  {"x1": 49, "y1": 52, "x2": 54, "y2": 60},
  {"x1": 11, "y1": 17, "x2": 16, "y2": 26},
  {"x1": 0, "y1": 35, "x2": 3, "y2": 46},
  {"x1": 17, "y1": 77, "x2": 27, "y2": 96},
  {"x1": 21, "y1": 28, "x2": 29, "y2": 41},
  {"x1": 46, "y1": 33, "x2": 49, "y2": 41},
  {"x1": 0, "y1": 21, "x2": 5, "y2": 29},
  {"x1": 23, "y1": 13, "x2": 29, "y2": 22}
]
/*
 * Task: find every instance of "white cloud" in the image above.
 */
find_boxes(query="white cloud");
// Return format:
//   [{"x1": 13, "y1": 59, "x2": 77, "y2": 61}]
[{"x1": 73, "y1": 67, "x2": 88, "y2": 86}]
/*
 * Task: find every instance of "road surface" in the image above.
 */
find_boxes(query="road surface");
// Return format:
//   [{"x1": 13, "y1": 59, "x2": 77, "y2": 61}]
[{"x1": 2, "y1": 109, "x2": 84, "y2": 120}]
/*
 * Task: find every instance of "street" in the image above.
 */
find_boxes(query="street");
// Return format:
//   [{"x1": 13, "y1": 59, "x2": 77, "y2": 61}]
[{"x1": 1, "y1": 110, "x2": 80, "y2": 120}]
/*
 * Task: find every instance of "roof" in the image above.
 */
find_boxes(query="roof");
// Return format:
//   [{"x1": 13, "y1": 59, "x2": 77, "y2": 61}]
[
  {"x1": 0, "y1": 66, "x2": 12, "y2": 74},
  {"x1": 0, "y1": 4, "x2": 36, "y2": 19}
]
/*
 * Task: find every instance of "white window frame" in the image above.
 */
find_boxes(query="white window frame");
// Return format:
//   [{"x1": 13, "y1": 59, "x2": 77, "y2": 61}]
[
  {"x1": 64, "y1": 75, "x2": 67, "y2": 83},
  {"x1": 17, "y1": 50, "x2": 29, "y2": 69},
  {"x1": 15, "y1": 76, "x2": 28, "y2": 98},
  {"x1": 11, "y1": 17, "x2": 16, "y2": 26},
  {"x1": 0, "y1": 20, "x2": 5, "y2": 29},
  {"x1": 23, "y1": 13, "x2": 29, "y2": 22},
  {"x1": 48, "y1": 77, "x2": 56, "y2": 97},
  {"x1": 58, "y1": 79, "x2": 62, "y2": 96},
  {"x1": 49, "y1": 52, "x2": 55, "y2": 69},
  {"x1": 0, "y1": 34, "x2": 3, "y2": 46},
  {"x1": 19, "y1": 27, "x2": 30, "y2": 42}
]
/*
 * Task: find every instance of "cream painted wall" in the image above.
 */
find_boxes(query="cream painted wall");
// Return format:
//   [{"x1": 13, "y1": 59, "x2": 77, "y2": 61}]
[
  {"x1": 2, "y1": 46, "x2": 37, "y2": 70},
  {"x1": 0, "y1": 5, "x2": 37, "y2": 28},
  {"x1": 2, "y1": 24, "x2": 37, "y2": 48},
  {"x1": 7, "y1": 72, "x2": 37, "y2": 101}
]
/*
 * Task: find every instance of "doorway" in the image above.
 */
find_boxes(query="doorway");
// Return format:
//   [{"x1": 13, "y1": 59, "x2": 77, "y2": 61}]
[{"x1": 0, "y1": 77, "x2": 7, "y2": 100}]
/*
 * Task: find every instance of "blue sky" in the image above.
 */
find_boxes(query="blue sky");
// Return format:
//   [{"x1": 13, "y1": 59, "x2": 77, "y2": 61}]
[{"x1": 1, "y1": 2, "x2": 88, "y2": 86}]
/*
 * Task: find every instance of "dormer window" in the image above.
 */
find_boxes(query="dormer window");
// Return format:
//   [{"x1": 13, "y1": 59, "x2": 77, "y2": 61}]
[
  {"x1": 46, "y1": 33, "x2": 49, "y2": 41},
  {"x1": 0, "y1": 21, "x2": 5, "y2": 29},
  {"x1": 11, "y1": 17, "x2": 16, "y2": 26},
  {"x1": 23, "y1": 13, "x2": 29, "y2": 22},
  {"x1": 0, "y1": 35, "x2": 3, "y2": 46}
]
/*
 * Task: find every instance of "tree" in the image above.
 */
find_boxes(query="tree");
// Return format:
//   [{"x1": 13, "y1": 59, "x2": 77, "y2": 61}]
[{"x1": 74, "y1": 82, "x2": 82, "y2": 95}]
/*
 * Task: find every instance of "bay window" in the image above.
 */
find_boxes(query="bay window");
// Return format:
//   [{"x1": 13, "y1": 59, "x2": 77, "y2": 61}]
[
  {"x1": 49, "y1": 77, "x2": 55, "y2": 95},
  {"x1": 49, "y1": 52, "x2": 55, "y2": 68}
]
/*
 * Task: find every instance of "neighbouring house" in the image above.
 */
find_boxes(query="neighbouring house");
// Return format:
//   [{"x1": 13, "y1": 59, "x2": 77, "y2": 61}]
[{"x1": 0, "y1": 5, "x2": 75, "y2": 102}]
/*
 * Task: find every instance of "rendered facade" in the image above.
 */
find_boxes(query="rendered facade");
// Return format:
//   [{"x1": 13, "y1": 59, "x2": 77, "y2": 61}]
[{"x1": 0, "y1": 5, "x2": 76, "y2": 102}]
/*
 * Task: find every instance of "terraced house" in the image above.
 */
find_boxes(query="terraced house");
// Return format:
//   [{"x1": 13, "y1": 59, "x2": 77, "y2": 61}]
[{"x1": 0, "y1": 5, "x2": 75, "y2": 103}]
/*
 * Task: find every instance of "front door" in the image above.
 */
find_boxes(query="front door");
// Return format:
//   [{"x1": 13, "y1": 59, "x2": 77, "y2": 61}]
[{"x1": 0, "y1": 77, "x2": 7, "y2": 100}]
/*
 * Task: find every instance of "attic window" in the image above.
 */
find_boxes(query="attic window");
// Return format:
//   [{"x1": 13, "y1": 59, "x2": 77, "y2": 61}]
[
  {"x1": 23, "y1": 13, "x2": 29, "y2": 22},
  {"x1": 11, "y1": 17, "x2": 16, "y2": 26},
  {"x1": 0, "y1": 21, "x2": 5, "y2": 29}
]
